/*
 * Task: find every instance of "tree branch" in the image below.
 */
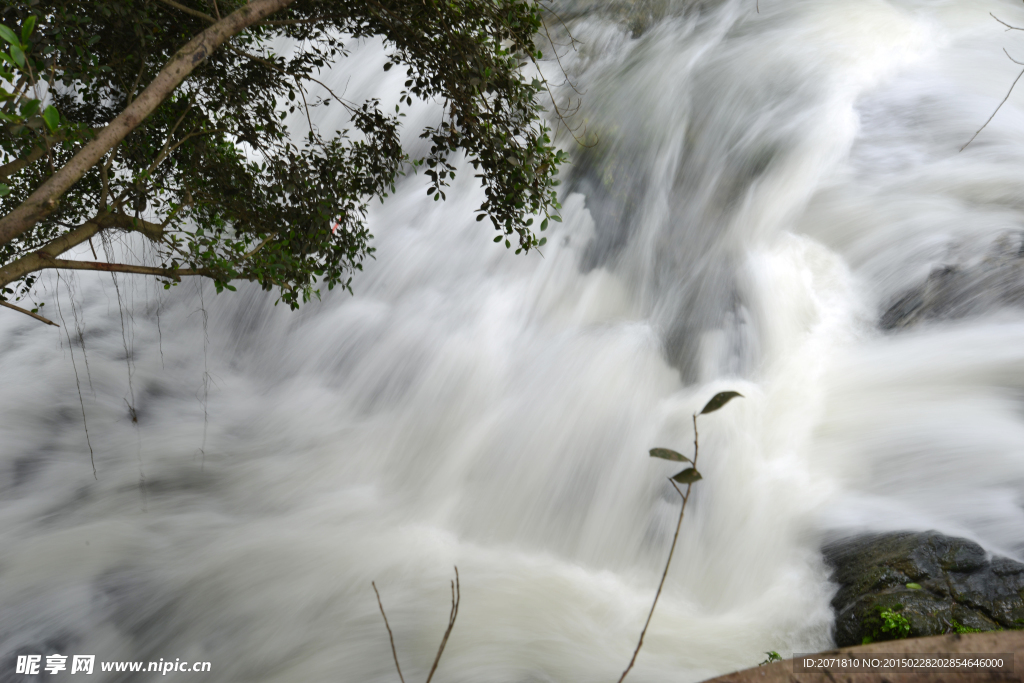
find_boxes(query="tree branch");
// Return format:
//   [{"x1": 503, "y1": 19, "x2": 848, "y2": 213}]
[
  {"x1": 0, "y1": 299, "x2": 59, "y2": 326},
  {"x1": 108, "y1": 211, "x2": 169, "y2": 242},
  {"x1": 0, "y1": 219, "x2": 109, "y2": 289},
  {"x1": 0, "y1": 0, "x2": 297, "y2": 247},
  {"x1": 0, "y1": 137, "x2": 58, "y2": 182},
  {"x1": 225, "y1": 44, "x2": 359, "y2": 113},
  {"x1": 34, "y1": 255, "x2": 219, "y2": 280},
  {"x1": 156, "y1": 0, "x2": 215, "y2": 23}
]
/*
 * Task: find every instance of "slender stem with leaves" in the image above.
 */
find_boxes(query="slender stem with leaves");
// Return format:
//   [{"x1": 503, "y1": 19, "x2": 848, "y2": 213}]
[{"x1": 617, "y1": 390, "x2": 743, "y2": 683}]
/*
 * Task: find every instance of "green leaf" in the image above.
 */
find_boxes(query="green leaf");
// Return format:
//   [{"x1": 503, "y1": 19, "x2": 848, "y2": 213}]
[
  {"x1": 0, "y1": 25, "x2": 18, "y2": 47},
  {"x1": 0, "y1": 184, "x2": 9, "y2": 197},
  {"x1": 672, "y1": 468, "x2": 702, "y2": 484},
  {"x1": 649, "y1": 447, "x2": 692, "y2": 463},
  {"x1": 700, "y1": 391, "x2": 743, "y2": 415},
  {"x1": 20, "y1": 98, "x2": 39, "y2": 118},
  {"x1": 906, "y1": 583, "x2": 922, "y2": 590},
  {"x1": 9, "y1": 44, "x2": 24, "y2": 68},
  {"x1": 21, "y1": 16, "x2": 36, "y2": 45}
]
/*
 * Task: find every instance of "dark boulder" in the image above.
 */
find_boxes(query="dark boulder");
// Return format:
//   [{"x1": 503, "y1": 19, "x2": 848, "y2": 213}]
[{"x1": 823, "y1": 531, "x2": 1024, "y2": 647}]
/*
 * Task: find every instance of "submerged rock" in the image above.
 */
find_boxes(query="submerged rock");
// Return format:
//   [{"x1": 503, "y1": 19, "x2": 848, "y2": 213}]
[
  {"x1": 823, "y1": 531, "x2": 1024, "y2": 647},
  {"x1": 880, "y1": 232, "x2": 1024, "y2": 330}
]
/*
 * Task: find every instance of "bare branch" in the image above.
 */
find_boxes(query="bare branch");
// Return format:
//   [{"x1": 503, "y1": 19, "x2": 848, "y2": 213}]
[
  {"x1": 540, "y1": 20, "x2": 584, "y2": 98},
  {"x1": 961, "y1": 50, "x2": 1024, "y2": 151},
  {"x1": 0, "y1": 299, "x2": 59, "y2": 326},
  {"x1": 991, "y1": 13, "x2": 1024, "y2": 32},
  {"x1": 34, "y1": 255, "x2": 219, "y2": 280},
  {"x1": 0, "y1": 0, "x2": 298, "y2": 247},
  {"x1": 1005, "y1": 47, "x2": 1024, "y2": 66},
  {"x1": 526, "y1": 48, "x2": 593, "y2": 147},
  {"x1": 425, "y1": 566, "x2": 460, "y2": 683},
  {"x1": 371, "y1": 582, "x2": 406, "y2": 683}
]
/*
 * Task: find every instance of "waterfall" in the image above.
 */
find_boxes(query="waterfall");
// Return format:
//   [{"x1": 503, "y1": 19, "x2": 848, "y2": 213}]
[{"x1": 2, "y1": 1, "x2": 1024, "y2": 681}]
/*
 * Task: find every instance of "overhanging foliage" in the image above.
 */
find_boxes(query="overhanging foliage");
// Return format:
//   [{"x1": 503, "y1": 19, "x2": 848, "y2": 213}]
[{"x1": 0, "y1": 0, "x2": 566, "y2": 318}]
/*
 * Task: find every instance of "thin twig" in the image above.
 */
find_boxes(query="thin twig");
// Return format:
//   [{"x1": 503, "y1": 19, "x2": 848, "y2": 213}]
[
  {"x1": 372, "y1": 581, "x2": 406, "y2": 683},
  {"x1": 0, "y1": 299, "x2": 58, "y2": 326},
  {"x1": 540, "y1": 21, "x2": 584, "y2": 98},
  {"x1": 693, "y1": 412, "x2": 699, "y2": 465},
  {"x1": 425, "y1": 566, "x2": 460, "y2": 683},
  {"x1": 297, "y1": 79, "x2": 317, "y2": 141},
  {"x1": 961, "y1": 49, "x2": 1024, "y2": 151},
  {"x1": 126, "y1": 53, "x2": 149, "y2": 107},
  {"x1": 991, "y1": 13, "x2": 1024, "y2": 32}
]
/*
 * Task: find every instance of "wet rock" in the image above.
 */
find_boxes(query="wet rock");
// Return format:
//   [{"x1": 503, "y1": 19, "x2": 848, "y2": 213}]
[
  {"x1": 880, "y1": 232, "x2": 1024, "y2": 330},
  {"x1": 823, "y1": 531, "x2": 1024, "y2": 647}
]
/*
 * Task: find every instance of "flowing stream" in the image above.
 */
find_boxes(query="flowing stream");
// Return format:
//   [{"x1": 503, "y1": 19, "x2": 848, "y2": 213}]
[{"x1": 3, "y1": 1, "x2": 1024, "y2": 681}]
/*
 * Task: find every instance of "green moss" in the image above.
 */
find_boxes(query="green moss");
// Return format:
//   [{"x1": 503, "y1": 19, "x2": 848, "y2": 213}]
[
  {"x1": 950, "y1": 619, "x2": 984, "y2": 634},
  {"x1": 862, "y1": 604, "x2": 912, "y2": 644}
]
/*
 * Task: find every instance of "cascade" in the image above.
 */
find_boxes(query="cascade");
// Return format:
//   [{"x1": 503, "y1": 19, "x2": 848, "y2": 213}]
[{"x1": 2, "y1": 1, "x2": 1024, "y2": 680}]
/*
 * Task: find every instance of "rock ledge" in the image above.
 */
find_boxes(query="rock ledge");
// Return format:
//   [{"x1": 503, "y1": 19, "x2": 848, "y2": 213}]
[{"x1": 823, "y1": 531, "x2": 1024, "y2": 647}]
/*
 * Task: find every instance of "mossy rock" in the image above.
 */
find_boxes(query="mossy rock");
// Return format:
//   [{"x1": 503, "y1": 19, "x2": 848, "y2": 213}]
[{"x1": 824, "y1": 531, "x2": 1024, "y2": 647}]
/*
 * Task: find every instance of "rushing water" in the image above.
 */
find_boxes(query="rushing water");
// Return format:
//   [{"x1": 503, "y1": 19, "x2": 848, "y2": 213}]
[{"x1": 4, "y1": 1, "x2": 1024, "y2": 681}]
